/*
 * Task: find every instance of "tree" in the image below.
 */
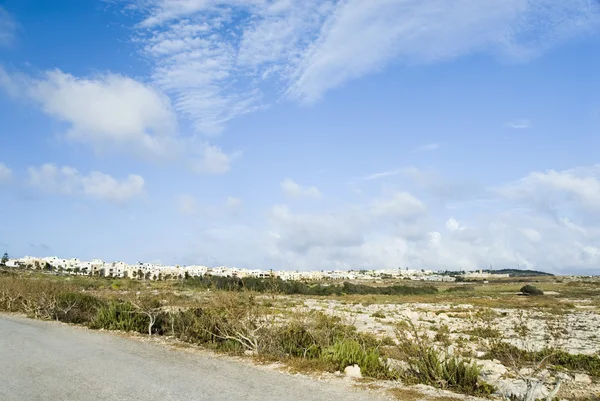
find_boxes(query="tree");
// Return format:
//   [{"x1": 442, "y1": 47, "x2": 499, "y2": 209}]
[
  {"x1": 129, "y1": 296, "x2": 161, "y2": 336},
  {"x1": 1, "y1": 252, "x2": 8, "y2": 265}
]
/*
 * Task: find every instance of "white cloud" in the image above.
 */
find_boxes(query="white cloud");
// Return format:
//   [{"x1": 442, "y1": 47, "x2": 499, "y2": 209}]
[
  {"x1": 445, "y1": 217, "x2": 464, "y2": 232},
  {"x1": 359, "y1": 169, "x2": 405, "y2": 181},
  {"x1": 225, "y1": 196, "x2": 243, "y2": 214},
  {"x1": 0, "y1": 162, "x2": 12, "y2": 182},
  {"x1": 0, "y1": 67, "x2": 237, "y2": 175},
  {"x1": 8, "y1": 69, "x2": 177, "y2": 157},
  {"x1": 269, "y1": 204, "x2": 366, "y2": 253},
  {"x1": 177, "y1": 194, "x2": 198, "y2": 215},
  {"x1": 0, "y1": 7, "x2": 17, "y2": 47},
  {"x1": 369, "y1": 192, "x2": 426, "y2": 220},
  {"x1": 520, "y1": 227, "x2": 542, "y2": 243},
  {"x1": 128, "y1": 0, "x2": 600, "y2": 130},
  {"x1": 281, "y1": 178, "x2": 322, "y2": 199},
  {"x1": 497, "y1": 165, "x2": 600, "y2": 213},
  {"x1": 186, "y1": 164, "x2": 600, "y2": 274},
  {"x1": 412, "y1": 142, "x2": 441, "y2": 152},
  {"x1": 190, "y1": 144, "x2": 239, "y2": 174},
  {"x1": 506, "y1": 119, "x2": 531, "y2": 129},
  {"x1": 287, "y1": 0, "x2": 600, "y2": 101},
  {"x1": 28, "y1": 163, "x2": 145, "y2": 202}
]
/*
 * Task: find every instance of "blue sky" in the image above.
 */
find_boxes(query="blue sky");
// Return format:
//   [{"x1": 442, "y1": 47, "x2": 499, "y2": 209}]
[{"x1": 1, "y1": 0, "x2": 599, "y2": 274}]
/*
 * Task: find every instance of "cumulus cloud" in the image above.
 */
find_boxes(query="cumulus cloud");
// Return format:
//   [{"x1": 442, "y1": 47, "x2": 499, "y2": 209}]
[
  {"x1": 27, "y1": 163, "x2": 145, "y2": 202},
  {"x1": 8, "y1": 69, "x2": 176, "y2": 156},
  {"x1": 369, "y1": 192, "x2": 426, "y2": 220},
  {"x1": 190, "y1": 144, "x2": 239, "y2": 174},
  {"x1": 0, "y1": 7, "x2": 17, "y2": 47},
  {"x1": 0, "y1": 162, "x2": 12, "y2": 183},
  {"x1": 0, "y1": 67, "x2": 236, "y2": 174},
  {"x1": 497, "y1": 165, "x2": 600, "y2": 214},
  {"x1": 128, "y1": 0, "x2": 600, "y2": 130},
  {"x1": 188, "y1": 164, "x2": 600, "y2": 274},
  {"x1": 280, "y1": 178, "x2": 322, "y2": 199},
  {"x1": 445, "y1": 217, "x2": 464, "y2": 232},
  {"x1": 268, "y1": 190, "x2": 428, "y2": 255}
]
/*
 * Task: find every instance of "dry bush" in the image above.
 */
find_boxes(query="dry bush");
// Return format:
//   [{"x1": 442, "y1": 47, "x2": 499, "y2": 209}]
[
  {"x1": 0, "y1": 276, "x2": 66, "y2": 319},
  {"x1": 393, "y1": 321, "x2": 494, "y2": 395}
]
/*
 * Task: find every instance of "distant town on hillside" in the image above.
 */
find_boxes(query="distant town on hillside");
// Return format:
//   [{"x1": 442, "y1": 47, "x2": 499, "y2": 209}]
[{"x1": 1, "y1": 254, "x2": 556, "y2": 281}]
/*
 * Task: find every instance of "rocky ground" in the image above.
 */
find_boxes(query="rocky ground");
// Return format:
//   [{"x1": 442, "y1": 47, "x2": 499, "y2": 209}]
[{"x1": 296, "y1": 296, "x2": 600, "y2": 400}]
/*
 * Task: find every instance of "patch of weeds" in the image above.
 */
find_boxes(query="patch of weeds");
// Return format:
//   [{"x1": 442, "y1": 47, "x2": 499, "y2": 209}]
[
  {"x1": 371, "y1": 310, "x2": 386, "y2": 319},
  {"x1": 486, "y1": 340, "x2": 600, "y2": 377},
  {"x1": 465, "y1": 327, "x2": 501, "y2": 339},
  {"x1": 55, "y1": 292, "x2": 105, "y2": 324},
  {"x1": 446, "y1": 286, "x2": 475, "y2": 293},
  {"x1": 434, "y1": 324, "x2": 452, "y2": 346},
  {"x1": 89, "y1": 300, "x2": 148, "y2": 333},
  {"x1": 322, "y1": 339, "x2": 395, "y2": 379},
  {"x1": 394, "y1": 321, "x2": 495, "y2": 396}
]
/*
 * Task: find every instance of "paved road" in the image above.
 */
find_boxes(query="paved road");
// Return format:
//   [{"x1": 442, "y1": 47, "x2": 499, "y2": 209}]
[{"x1": 0, "y1": 315, "x2": 389, "y2": 401}]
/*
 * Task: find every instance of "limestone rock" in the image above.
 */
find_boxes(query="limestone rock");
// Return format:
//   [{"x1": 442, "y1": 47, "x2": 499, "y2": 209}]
[
  {"x1": 477, "y1": 359, "x2": 508, "y2": 383},
  {"x1": 574, "y1": 373, "x2": 592, "y2": 384},
  {"x1": 344, "y1": 364, "x2": 362, "y2": 378}
]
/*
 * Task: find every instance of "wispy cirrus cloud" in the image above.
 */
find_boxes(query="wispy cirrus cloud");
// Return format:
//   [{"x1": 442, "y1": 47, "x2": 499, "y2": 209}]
[
  {"x1": 506, "y1": 119, "x2": 531, "y2": 129},
  {"x1": 0, "y1": 7, "x2": 17, "y2": 47},
  {"x1": 412, "y1": 142, "x2": 441, "y2": 152},
  {"x1": 359, "y1": 169, "x2": 405, "y2": 181},
  {"x1": 129, "y1": 0, "x2": 600, "y2": 132}
]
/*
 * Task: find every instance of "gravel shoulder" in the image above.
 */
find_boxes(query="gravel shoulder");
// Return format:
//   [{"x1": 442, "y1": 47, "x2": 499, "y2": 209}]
[{"x1": 0, "y1": 314, "x2": 389, "y2": 401}]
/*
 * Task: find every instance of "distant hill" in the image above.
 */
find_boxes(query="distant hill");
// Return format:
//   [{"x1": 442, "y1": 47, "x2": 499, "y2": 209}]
[{"x1": 484, "y1": 269, "x2": 554, "y2": 277}]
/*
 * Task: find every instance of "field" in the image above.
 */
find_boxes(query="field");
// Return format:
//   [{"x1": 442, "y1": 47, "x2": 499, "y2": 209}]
[{"x1": 1, "y1": 268, "x2": 599, "y2": 401}]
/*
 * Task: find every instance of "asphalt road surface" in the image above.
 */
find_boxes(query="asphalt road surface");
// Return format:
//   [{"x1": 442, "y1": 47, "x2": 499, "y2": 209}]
[{"x1": 0, "y1": 314, "x2": 389, "y2": 401}]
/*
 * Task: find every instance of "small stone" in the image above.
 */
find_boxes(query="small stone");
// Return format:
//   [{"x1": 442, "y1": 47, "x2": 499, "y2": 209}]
[
  {"x1": 574, "y1": 373, "x2": 592, "y2": 384},
  {"x1": 344, "y1": 364, "x2": 362, "y2": 378}
]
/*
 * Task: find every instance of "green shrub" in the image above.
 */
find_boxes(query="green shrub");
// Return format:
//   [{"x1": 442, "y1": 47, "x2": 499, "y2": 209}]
[
  {"x1": 466, "y1": 327, "x2": 501, "y2": 339},
  {"x1": 487, "y1": 341, "x2": 600, "y2": 377},
  {"x1": 403, "y1": 347, "x2": 492, "y2": 394},
  {"x1": 520, "y1": 285, "x2": 544, "y2": 296},
  {"x1": 90, "y1": 301, "x2": 148, "y2": 333},
  {"x1": 434, "y1": 324, "x2": 451, "y2": 346},
  {"x1": 322, "y1": 339, "x2": 393, "y2": 379},
  {"x1": 394, "y1": 321, "x2": 495, "y2": 395},
  {"x1": 446, "y1": 286, "x2": 475, "y2": 293},
  {"x1": 55, "y1": 292, "x2": 105, "y2": 324},
  {"x1": 371, "y1": 310, "x2": 386, "y2": 318}
]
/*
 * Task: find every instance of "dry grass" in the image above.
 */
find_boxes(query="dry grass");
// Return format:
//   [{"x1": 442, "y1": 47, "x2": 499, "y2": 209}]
[{"x1": 387, "y1": 387, "x2": 463, "y2": 401}]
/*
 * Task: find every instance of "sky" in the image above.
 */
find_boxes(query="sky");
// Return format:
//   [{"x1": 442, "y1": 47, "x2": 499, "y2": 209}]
[{"x1": 0, "y1": 0, "x2": 599, "y2": 275}]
